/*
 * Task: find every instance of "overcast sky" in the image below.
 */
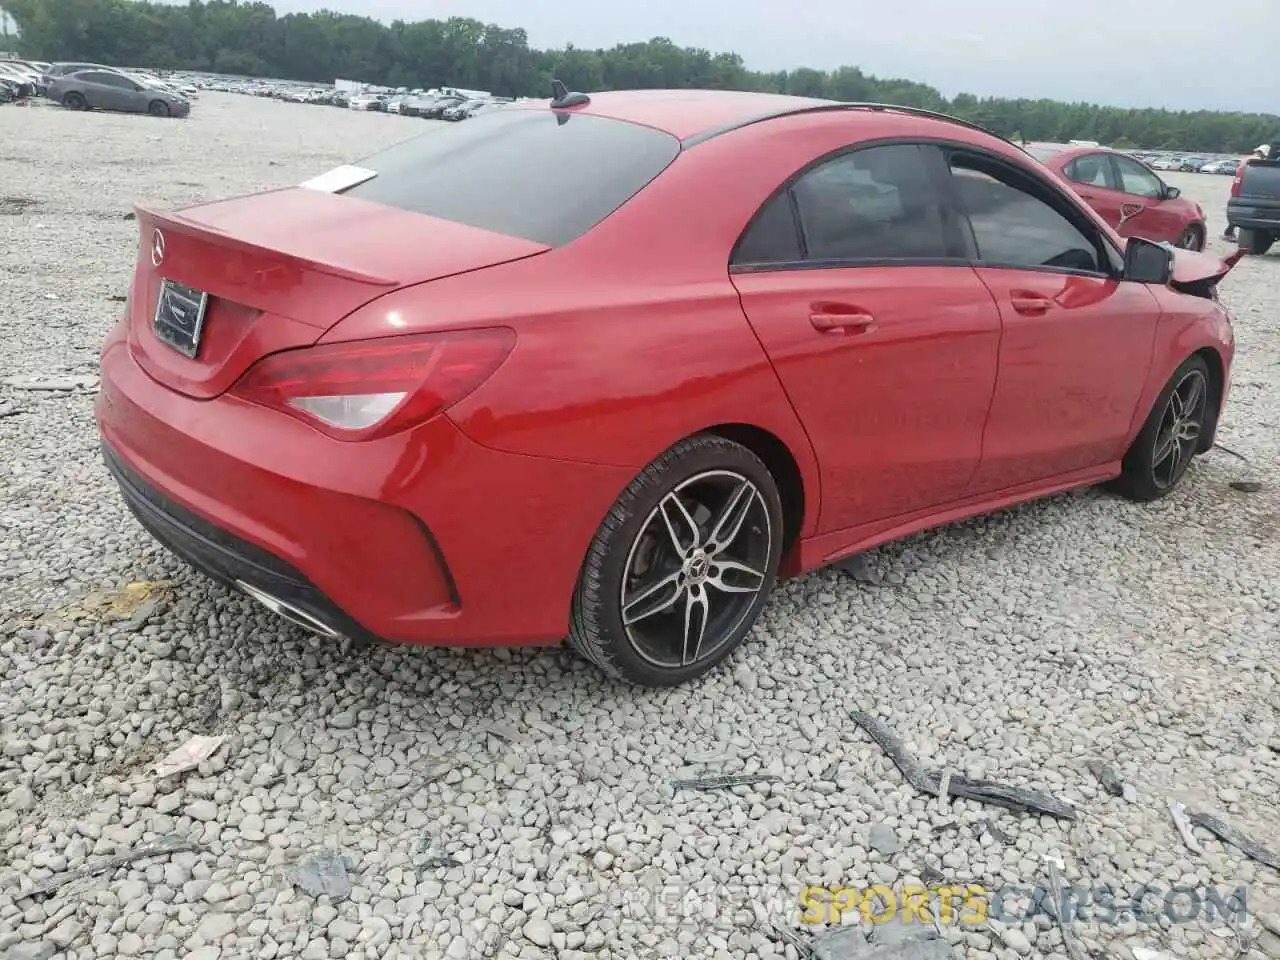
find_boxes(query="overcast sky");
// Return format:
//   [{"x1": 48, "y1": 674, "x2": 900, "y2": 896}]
[{"x1": 267, "y1": 0, "x2": 1276, "y2": 112}]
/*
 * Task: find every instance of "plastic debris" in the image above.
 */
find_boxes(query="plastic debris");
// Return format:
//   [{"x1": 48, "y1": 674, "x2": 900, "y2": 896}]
[
  {"x1": 289, "y1": 853, "x2": 353, "y2": 901},
  {"x1": 152, "y1": 734, "x2": 226, "y2": 780},
  {"x1": 1167, "y1": 799, "x2": 1203, "y2": 853},
  {"x1": 27, "y1": 835, "x2": 200, "y2": 897},
  {"x1": 851, "y1": 711, "x2": 1078, "y2": 820},
  {"x1": 671, "y1": 773, "x2": 779, "y2": 792},
  {"x1": 1190, "y1": 811, "x2": 1280, "y2": 871}
]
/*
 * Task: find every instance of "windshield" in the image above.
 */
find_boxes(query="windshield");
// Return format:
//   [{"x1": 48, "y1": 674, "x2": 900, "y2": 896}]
[{"x1": 339, "y1": 108, "x2": 680, "y2": 246}]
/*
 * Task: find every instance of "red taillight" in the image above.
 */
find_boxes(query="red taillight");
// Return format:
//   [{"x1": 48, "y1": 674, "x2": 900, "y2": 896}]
[
  {"x1": 1230, "y1": 164, "x2": 1245, "y2": 197},
  {"x1": 230, "y1": 328, "x2": 515, "y2": 441}
]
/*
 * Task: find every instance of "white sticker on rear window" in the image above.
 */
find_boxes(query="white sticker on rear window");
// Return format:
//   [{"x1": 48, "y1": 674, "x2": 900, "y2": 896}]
[{"x1": 299, "y1": 165, "x2": 379, "y2": 194}]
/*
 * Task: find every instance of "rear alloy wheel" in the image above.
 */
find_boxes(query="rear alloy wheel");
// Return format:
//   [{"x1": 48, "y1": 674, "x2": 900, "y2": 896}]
[
  {"x1": 1113, "y1": 355, "x2": 1211, "y2": 502},
  {"x1": 569, "y1": 434, "x2": 783, "y2": 686},
  {"x1": 1238, "y1": 228, "x2": 1275, "y2": 256},
  {"x1": 63, "y1": 92, "x2": 87, "y2": 110},
  {"x1": 1175, "y1": 224, "x2": 1205, "y2": 251},
  {"x1": 148, "y1": 100, "x2": 170, "y2": 118}
]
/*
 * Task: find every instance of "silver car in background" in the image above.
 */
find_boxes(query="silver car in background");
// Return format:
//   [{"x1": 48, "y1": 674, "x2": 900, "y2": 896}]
[{"x1": 48, "y1": 69, "x2": 191, "y2": 117}]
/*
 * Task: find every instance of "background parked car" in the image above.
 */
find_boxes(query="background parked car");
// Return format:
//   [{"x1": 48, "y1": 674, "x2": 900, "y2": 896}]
[
  {"x1": 48, "y1": 69, "x2": 191, "y2": 117},
  {"x1": 1027, "y1": 143, "x2": 1207, "y2": 249},
  {"x1": 1201, "y1": 158, "x2": 1241, "y2": 175}
]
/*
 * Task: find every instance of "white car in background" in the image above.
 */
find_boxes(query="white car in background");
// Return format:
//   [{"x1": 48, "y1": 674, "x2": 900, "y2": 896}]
[{"x1": 348, "y1": 93, "x2": 386, "y2": 111}]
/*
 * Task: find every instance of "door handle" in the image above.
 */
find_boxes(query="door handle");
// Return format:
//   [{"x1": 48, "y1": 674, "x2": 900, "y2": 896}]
[
  {"x1": 809, "y1": 311, "x2": 875, "y2": 334},
  {"x1": 1010, "y1": 295, "x2": 1053, "y2": 316}
]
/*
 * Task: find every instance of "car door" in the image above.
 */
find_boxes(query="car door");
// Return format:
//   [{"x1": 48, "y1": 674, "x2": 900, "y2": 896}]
[
  {"x1": 1062, "y1": 152, "x2": 1126, "y2": 230},
  {"x1": 74, "y1": 72, "x2": 111, "y2": 108},
  {"x1": 938, "y1": 147, "x2": 1160, "y2": 493},
  {"x1": 730, "y1": 143, "x2": 1002, "y2": 533},
  {"x1": 1109, "y1": 155, "x2": 1184, "y2": 243}
]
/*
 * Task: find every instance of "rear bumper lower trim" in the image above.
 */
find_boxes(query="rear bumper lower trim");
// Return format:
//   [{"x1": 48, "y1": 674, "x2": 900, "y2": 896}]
[{"x1": 102, "y1": 441, "x2": 383, "y2": 645}]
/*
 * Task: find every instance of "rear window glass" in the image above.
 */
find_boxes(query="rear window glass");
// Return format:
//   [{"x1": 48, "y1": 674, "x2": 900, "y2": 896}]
[
  {"x1": 339, "y1": 109, "x2": 681, "y2": 247},
  {"x1": 1025, "y1": 146, "x2": 1064, "y2": 162}
]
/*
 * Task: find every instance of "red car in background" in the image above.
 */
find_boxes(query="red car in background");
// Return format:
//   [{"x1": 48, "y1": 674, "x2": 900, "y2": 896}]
[
  {"x1": 1027, "y1": 143, "x2": 1207, "y2": 250},
  {"x1": 98, "y1": 89, "x2": 1240, "y2": 687}
]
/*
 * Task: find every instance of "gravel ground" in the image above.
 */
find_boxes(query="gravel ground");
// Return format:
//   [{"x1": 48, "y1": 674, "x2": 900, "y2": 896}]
[{"x1": 1, "y1": 93, "x2": 1279, "y2": 960}]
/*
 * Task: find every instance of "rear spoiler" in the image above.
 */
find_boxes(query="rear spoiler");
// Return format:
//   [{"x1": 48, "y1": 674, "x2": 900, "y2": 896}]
[{"x1": 133, "y1": 198, "x2": 399, "y2": 288}]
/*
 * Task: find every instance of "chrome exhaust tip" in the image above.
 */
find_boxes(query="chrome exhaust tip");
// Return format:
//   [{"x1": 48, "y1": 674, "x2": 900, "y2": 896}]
[{"x1": 233, "y1": 580, "x2": 342, "y2": 639}]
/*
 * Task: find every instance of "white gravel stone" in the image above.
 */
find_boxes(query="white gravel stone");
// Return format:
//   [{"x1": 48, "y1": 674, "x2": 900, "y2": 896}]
[{"x1": 1, "y1": 91, "x2": 1278, "y2": 960}]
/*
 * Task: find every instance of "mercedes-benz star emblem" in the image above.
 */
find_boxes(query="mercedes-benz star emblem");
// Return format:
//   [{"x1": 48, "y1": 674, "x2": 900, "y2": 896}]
[{"x1": 151, "y1": 228, "x2": 166, "y2": 267}]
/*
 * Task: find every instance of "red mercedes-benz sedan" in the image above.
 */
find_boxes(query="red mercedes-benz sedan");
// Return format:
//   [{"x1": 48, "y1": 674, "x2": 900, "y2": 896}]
[
  {"x1": 98, "y1": 87, "x2": 1240, "y2": 686},
  {"x1": 1026, "y1": 142, "x2": 1208, "y2": 250}
]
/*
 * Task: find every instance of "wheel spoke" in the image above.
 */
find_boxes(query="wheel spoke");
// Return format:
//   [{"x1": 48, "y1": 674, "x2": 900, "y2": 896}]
[
  {"x1": 658, "y1": 493, "x2": 700, "y2": 557},
  {"x1": 1153, "y1": 432, "x2": 1178, "y2": 472},
  {"x1": 706, "y1": 559, "x2": 766, "y2": 595},
  {"x1": 681, "y1": 584, "x2": 710, "y2": 665},
  {"x1": 1168, "y1": 391, "x2": 1184, "y2": 419},
  {"x1": 622, "y1": 571, "x2": 683, "y2": 626},
  {"x1": 1183, "y1": 375, "x2": 1204, "y2": 416},
  {"x1": 706, "y1": 480, "x2": 757, "y2": 555}
]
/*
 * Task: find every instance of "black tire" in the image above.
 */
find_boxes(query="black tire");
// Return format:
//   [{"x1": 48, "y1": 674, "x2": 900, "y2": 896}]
[
  {"x1": 63, "y1": 91, "x2": 87, "y2": 110},
  {"x1": 568, "y1": 434, "x2": 784, "y2": 687},
  {"x1": 1175, "y1": 224, "x2": 1205, "y2": 251},
  {"x1": 1238, "y1": 228, "x2": 1274, "y2": 256},
  {"x1": 148, "y1": 100, "x2": 170, "y2": 118},
  {"x1": 1112, "y1": 355, "x2": 1212, "y2": 503}
]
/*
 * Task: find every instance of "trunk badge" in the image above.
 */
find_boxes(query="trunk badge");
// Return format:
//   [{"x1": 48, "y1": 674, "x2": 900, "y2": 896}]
[{"x1": 151, "y1": 228, "x2": 166, "y2": 267}]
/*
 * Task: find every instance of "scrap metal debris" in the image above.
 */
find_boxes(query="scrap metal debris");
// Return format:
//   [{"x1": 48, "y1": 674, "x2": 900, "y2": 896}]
[
  {"x1": 770, "y1": 921, "x2": 816, "y2": 958},
  {"x1": 27, "y1": 835, "x2": 201, "y2": 897},
  {"x1": 151, "y1": 734, "x2": 226, "y2": 780},
  {"x1": 1167, "y1": 799, "x2": 1203, "y2": 853},
  {"x1": 1189, "y1": 812, "x2": 1280, "y2": 871},
  {"x1": 1044, "y1": 857, "x2": 1089, "y2": 960},
  {"x1": 1229, "y1": 480, "x2": 1263, "y2": 494},
  {"x1": 670, "y1": 773, "x2": 779, "y2": 792},
  {"x1": 1086, "y1": 760, "x2": 1138, "y2": 802},
  {"x1": 289, "y1": 852, "x2": 353, "y2": 901},
  {"x1": 850, "y1": 711, "x2": 1078, "y2": 820},
  {"x1": 1212, "y1": 442, "x2": 1249, "y2": 462}
]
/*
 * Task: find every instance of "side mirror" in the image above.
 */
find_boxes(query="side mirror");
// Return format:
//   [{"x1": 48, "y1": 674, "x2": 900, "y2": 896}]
[
  {"x1": 1164, "y1": 185, "x2": 1181, "y2": 200},
  {"x1": 1123, "y1": 237, "x2": 1173, "y2": 285}
]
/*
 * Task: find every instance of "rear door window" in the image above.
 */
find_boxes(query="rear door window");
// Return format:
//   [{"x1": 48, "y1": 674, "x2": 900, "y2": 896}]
[
  {"x1": 338, "y1": 109, "x2": 680, "y2": 247},
  {"x1": 732, "y1": 143, "x2": 954, "y2": 268}
]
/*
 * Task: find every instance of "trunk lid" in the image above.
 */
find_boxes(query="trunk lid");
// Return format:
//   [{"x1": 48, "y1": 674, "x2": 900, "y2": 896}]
[
  {"x1": 1164, "y1": 245, "x2": 1247, "y2": 300},
  {"x1": 127, "y1": 187, "x2": 548, "y2": 399}
]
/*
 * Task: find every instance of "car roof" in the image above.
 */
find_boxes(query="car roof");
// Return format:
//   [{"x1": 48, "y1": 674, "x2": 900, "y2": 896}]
[{"x1": 516, "y1": 88, "x2": 835, "y2": 141}]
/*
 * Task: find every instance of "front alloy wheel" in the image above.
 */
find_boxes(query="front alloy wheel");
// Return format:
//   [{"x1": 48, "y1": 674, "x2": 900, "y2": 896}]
[
  {"x1": 1113, "y1": 354, "x2": 1212, "y2": 502},
  {"x1": 569, "y1": 435, "x2": 783, "y2": 686}
]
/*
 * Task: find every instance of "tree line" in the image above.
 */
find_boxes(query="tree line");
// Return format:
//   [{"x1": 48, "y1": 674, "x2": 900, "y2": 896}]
[{"x1": 7, "y1": 0, "x2": 1278, "y2": 153}]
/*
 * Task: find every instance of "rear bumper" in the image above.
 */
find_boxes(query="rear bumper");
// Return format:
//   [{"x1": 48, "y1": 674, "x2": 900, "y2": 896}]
[
  {"x1": 96, "y1": 327, "x2": 632, "y2": 647},
  {"x1": 1226, "y1": 200, "x2": 1280, "y2": 230},
  {"x1": 103, "y1": 442, "x2": 382, "y2": 644}
]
